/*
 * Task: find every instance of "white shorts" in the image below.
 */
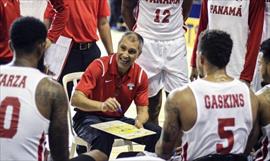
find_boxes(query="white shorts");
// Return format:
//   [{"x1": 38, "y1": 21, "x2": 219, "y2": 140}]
[{"x1": 136, "y1": 36, "x2": 188, "y2": 97}]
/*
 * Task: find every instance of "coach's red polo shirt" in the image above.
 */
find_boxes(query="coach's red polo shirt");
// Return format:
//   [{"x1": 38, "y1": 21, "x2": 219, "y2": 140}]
[{"x1": 76, "y1": 54, "x2": 149, "y2": 118}]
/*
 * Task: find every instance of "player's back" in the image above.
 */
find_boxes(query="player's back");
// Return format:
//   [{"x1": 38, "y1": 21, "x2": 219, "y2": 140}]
[
  {"x1": 182, "y1": 79, "x2": 254, "y2": 161},
  {"x1": 0, "y1": 65, "x2": 49, "y2": 161},
  {"x1": 134, "y1": 0, "x2": 185, "y2": 40}
]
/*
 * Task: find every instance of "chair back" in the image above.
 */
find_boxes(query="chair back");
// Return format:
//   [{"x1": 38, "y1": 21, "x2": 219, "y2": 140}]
[{"x1": 62, "y1": 72, "x2": 84, "y2": 136}]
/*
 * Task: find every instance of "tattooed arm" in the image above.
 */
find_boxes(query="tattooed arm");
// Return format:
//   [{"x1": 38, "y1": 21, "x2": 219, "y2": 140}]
[
  {"x1": 36, "y1": 78, "x2": 69, "y2": 161},
  {"x1": 155, "y1": 91, "x2": 182, "y2": 160},
  {"x1": 257, "y1": 88, "x2": 270, "y2": 127}
]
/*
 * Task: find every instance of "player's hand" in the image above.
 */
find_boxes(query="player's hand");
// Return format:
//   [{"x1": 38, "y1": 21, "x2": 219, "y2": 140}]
[
  {"x1": 134, "y1": 119, "x2": 143, "y2": 129},
  {"x1": 189, "y1": 67, "x2": 198, "y2": 81},
  {"x1": 174, "y1": 146, "x2": 182, "y2": 155},
  {"x1": 45, "y1": 38, "x2": 52, "y2": 50},
  {"x1": 101, "y1": 97, "x2": 121, "y2": 112}
]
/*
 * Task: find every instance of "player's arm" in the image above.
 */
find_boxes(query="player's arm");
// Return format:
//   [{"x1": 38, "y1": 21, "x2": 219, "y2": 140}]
[
  {"x1": 121, "y1": 0, "x2": 138, "y2": 30},
  {"x1": 156, "y1": 91, "x2": 182, "y2": 160},
  {"x1": 135, "y1": 106, "x2": 149, "y2": 129},
  {"x1": 190, "y1": 0, "x2": 208, "y2": 81},
  {"x1": 182, "y1": 0, "x2": 193, "y2": 21},
  {"x1": 239, "y1": 0, "x2": 265, "y2": 82},
  {"x1": 36, "y1": 78, "x2": 69, "y2": 161}
]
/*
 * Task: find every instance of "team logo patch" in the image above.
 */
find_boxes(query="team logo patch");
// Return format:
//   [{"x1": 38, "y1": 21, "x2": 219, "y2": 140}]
[{"x1": 127, "y1": 83, "x2": 135, "y2": 90}]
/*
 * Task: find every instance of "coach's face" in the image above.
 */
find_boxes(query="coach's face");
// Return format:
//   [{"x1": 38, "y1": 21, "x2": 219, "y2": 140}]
[
  {"x1": 116, "y1": 37, "x2": 140, "y2": 75},
  {"x1": 260, "y1": 55, "x2": 270, "y2": 84}
]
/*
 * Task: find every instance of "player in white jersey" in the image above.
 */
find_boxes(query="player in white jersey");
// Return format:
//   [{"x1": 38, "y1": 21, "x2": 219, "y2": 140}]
[
  {"x1": 0, "y1": 17, "x2": 103, "y2": 161},
  {"x1": 122, "y1": 0, "x2": 193, "y2": 125},
  {"x1": 156, "y1": 30, "x2": 259, "y2": 161},
  {"x1": 252, "y1": 0, "x2": 270, "y2": 91},
  {"x1": 190, "y1": 0, "x2": 265, "y2": 85},
  {"x1": 249, "y1": 39, "x2": 270, "y2": 161}
]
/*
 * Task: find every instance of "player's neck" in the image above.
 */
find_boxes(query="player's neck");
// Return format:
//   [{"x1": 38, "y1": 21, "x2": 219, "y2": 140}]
[
  {"x1": 204, "y1": 67, "x2": 233, "y2": 82},
  {"x1": 12, "y1": 56, "x2": 38, "y2": 68}
]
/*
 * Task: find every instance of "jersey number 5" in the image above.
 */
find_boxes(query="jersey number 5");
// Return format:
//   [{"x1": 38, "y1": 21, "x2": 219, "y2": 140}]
[
  {"x1": 216, "y1": 118, "x2": 235, "y2": 154},
  {"x1": 154, "y1": 9, "x2": 171, "y2": 23},
  {"x1": 0, "y1": 97, "x2": 21, "y2": 138}
]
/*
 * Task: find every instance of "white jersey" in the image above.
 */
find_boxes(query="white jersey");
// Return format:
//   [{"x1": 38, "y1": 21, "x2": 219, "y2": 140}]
[
  {"x1": 181, "y1": 79, "x2": 253, "y2": 161},
  {"x1": 134, "y1": 0, "x2": 185, "y2": 40},
  {"x1": 262, "y1": 0, "x2": 270, "y2": 41},
  {"x1": 0, "y1": 66, "x2": 49, "y2": 161},
  {"x1": 254, "y1": 85, "x2": 270, "y2": 161},
  {"x1": 207, "y1": 0, "x2": 250, "y2": 78}
]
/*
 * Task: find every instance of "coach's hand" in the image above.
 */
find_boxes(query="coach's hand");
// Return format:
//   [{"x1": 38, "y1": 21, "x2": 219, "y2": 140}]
[
  {"x1": 101, "y1": 97, "x2": 121, "y2": 112},
  {"x1": 134, "y1": 119, "x2": 143, "y2": 129}
]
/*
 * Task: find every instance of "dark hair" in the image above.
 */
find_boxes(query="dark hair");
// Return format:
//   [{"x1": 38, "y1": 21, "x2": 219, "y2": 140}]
[
  {"x1": 199, "y1": 30, "x2": 233, "y2": 69},
  {"x1": 10, "y1": 16, "x2": 47, "y2": 53},
  {"x1": 119, "y1": 31, "x2": 144, "y2": 52},
  {"x1": 261, "y1": 39, "x2": 270, "y2": 63}
]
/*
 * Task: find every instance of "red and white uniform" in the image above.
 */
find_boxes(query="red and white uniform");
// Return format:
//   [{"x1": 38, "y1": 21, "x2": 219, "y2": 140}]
[
  {"x1": 182, "y1": 79, "x2": 253, "y2": 161},
  {"x1": 254, "y1": 85, "x2": 270, "y2": 161},
  {"x1": 0, "y1": 66, "x2": 49, "y2": 161},
  {"x1": 134, "y1": 0, "x2": 185, "y2": 40},
  {"x1": 134, "y1": 0, "x2": 188, "y2": 96},
  {"x1": 262, "y1": 0, "x2": 270, "y2": 41},
  {"x1": 191, "y1": 0, "x2": 265, "y2": 82}
]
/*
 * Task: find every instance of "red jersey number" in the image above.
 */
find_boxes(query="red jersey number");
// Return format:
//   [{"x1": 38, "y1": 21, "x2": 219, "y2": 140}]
[
  {"x1": 0, "y1": 97, "x2": 21, "y2": 138},
  {"x1": 216, "y1": 118, "x2": 235, "y2": 154},
  {"x1": 154, "y1": 9, "x2": 171, "y2": 23}
]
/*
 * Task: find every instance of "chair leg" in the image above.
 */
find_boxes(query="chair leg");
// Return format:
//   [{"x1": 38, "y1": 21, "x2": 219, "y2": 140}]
[{"x1": 69, "y1": 142, "x2": 76, "y2": 158}]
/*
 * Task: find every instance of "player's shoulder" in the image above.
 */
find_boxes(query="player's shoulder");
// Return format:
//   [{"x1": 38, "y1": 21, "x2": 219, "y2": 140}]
[
  {"x1": 36, "y1": 77, "x2": 65, "y2": 98},
  {"x1": 168, "y1": 85, "x2": 192, "y2": 103}
]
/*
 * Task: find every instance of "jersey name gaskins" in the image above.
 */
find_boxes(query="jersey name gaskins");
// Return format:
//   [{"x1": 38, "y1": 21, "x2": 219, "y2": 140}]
[
  {"x1": 145, "y1": 0, "x2": 180, "y2": 4},
  {"x1": 204, "y1": 94, "x2": 245, "y2": 109},
  {"x1": 0, "y1": 74, "x2": 26, "y2": 88},
  {"x1": 210, "y1": 5, "x2": 242, "y2": 17}
]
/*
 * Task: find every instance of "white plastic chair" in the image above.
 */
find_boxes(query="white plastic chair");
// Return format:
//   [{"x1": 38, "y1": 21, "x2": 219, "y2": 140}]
[
  {"x1": 62, "y1": 72, "x2": 89, "y2": 158},
  {"x1": 62, "y1": 72, "x2": 134, "y2": 158}
]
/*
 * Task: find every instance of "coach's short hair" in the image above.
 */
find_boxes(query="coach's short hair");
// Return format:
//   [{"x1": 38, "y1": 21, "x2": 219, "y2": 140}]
[
  {"x1": 10, "y1": 16, "x2": 47, "y2": 54},
  {"x1": 261, "y1": 39, "x2": 270, "y2": 63},
  {"x1": 199, "y1": 30, "x2": 233, "y2": 69}
]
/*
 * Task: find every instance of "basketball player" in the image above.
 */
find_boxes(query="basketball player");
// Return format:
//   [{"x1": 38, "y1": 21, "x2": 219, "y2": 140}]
[
  {"x1": 248, "y1": 39, "x2": 270, "y2": 161},
  {"x1": 156, "y1": 30, "x2": 259, "y2": 161},
  {"x1": 190, "y1": 0, "x2": 265, "y2": 86},
  {"x1": 122, "y1": 0, "x2": 193, "y2": 125},
  {"x1": 0, "y1": 16, "x2": 101, "y2": 161}
]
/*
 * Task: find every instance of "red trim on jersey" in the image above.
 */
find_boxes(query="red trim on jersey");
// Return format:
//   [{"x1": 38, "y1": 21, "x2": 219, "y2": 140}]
[
  {"x1": 132, "y1": 1, "x2": 140, "y2": 31},
  {"x1": 240, "y1": 0, "x2": 265, "y2": 82},
  {"x1": 38, "y1": 132, "x2": 46, "y2": 161},
  {"x1": 255, "y1": 136, "x2": 269, "y2": 161},
  {"x1": 190, "y1": 0, "x2": 208, "y2": 68},
  {"x1": 182, "y1": 142, "x2": 189, "y2": 161}
]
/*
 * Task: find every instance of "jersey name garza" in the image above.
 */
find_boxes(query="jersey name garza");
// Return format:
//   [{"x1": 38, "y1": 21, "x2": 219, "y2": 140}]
[
  {"x1": 0, "y1": 66, "x2": 49, "y2": 161},
  {"x1": 181, "y1": 79, "x2": 253, "y2": 161},
  {"x1": 207, "y1": 0, "x2": 250, "y2": 78},
  {"x1": 134, "y1": 0, "x2": 185, "y2": 40}
]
